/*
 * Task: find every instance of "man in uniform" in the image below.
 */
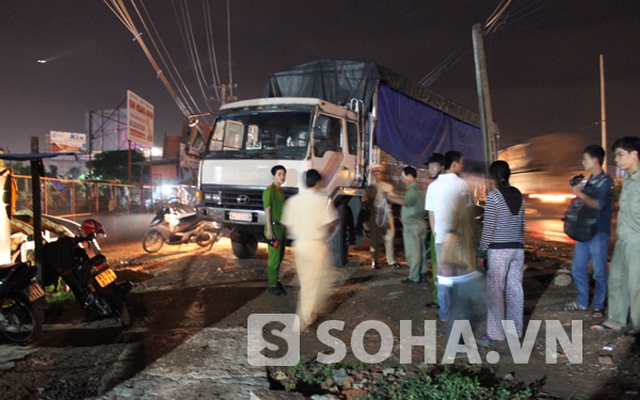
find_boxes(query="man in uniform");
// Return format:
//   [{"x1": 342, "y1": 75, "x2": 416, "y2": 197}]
[
  {"x1": 263, "y1": 165, "x2": 287, "y2": 296},
  {"x1": 364, "y1": 164, "x2": 399, "y2": 269},
  {"x1": 281, "y1": 169, "x2": 338, "y2": 331},
  {"x1": 387, "y1": 166, "x2": 428, "y2": 284},
  {"x1": 425, "y1": 153, "x2": 445, "y2": 308},
  {"x1": 592, "y1": 136, "x2": 640, "y2": 343}
]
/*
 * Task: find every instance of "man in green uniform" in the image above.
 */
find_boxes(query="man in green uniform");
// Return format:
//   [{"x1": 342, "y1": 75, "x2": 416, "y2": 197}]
[
  {"x1": 263, "y1": 165, "x2": 287, "y2": 296},
  {"x1": 591, "y1": 136, "x2": 640, "y2": 342},
  {"x1": 388, "y1": 166, "x2": 428, "y2": 284}
]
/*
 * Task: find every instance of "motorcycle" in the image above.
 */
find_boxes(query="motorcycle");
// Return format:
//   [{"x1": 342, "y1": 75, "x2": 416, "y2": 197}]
[
  {"x1": 142, "y1": 202, "x2": 219, "y2": 253},
  {"x1": 0, "y1": 262, "x2": 48, "y2": 344},
  {"x1": 42, "y1": 219, "x2": 132, "y2": 326}
]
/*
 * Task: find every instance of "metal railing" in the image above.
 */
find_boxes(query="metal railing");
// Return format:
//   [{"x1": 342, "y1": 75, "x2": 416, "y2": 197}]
[{"x1": 13, "y1": 175, "x2": 137, "y2": 217}]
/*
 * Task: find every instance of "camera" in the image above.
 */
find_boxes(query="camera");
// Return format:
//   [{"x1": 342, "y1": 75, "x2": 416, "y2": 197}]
[
  {"x1": 569, "y1": 174, "x2": 584, "y2": 187},
  {"x1": 266, "y1": 238, "x2": 280, "y2": 248}
]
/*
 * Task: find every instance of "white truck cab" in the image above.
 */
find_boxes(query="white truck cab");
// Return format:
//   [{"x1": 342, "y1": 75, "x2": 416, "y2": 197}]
[{"x1": 197, "y1": 97, "x2": 366, "y2": 264}]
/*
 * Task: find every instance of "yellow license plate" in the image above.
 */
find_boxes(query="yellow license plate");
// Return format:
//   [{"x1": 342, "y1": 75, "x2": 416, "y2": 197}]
[
  {"x1": 95, "y1": 268, "x2": 117, "y2": 288},
  {"x1": 26, "y1": 283, "x2": 46, "y2": 302}
]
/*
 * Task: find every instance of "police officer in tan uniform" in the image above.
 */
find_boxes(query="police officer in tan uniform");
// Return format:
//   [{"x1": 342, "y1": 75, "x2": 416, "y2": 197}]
[{"x1": 281, "y1": 169, "x2": 338, "y2": 331}]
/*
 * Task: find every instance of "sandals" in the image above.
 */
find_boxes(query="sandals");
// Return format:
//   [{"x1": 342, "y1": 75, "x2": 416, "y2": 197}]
[
  {"x1": 563, "y1": 301, "x2": 587, "y2": 312},
  {"x1": 615, "y1": 330, "x2": 637, "y2": 343},
  {"x1": 590, "y1": 322, "x2": 622, "y2": 332},
  {"x1": 478, "y1": 334, "x2": 505, "y2": 342},
  {"x1": 592, "y1": 307, "x2": 604, "y2": 319}
]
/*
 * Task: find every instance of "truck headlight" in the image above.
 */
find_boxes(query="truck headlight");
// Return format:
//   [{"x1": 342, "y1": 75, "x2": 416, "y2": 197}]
[{"x1": 204, "y1": 192, "x2": 221, "y2": 204}]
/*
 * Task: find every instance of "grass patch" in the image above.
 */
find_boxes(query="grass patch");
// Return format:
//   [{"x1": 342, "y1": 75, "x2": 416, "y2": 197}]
[
  {"x1": 362, "y1": 365, "x2": 543, "y2": 400},
  {"x1": 44, "y1": 277, "x2": 77, "y2": 306},
  {"x1": 277, "y1": 358, "x2": 544, "y2": 400}
]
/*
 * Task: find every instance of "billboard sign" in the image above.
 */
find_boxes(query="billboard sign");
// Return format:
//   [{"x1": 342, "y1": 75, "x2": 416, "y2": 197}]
[
  {"x1": 127, "y1": 90, "x2": 154, "y2": 147},
  {"x1": 48, "y1": 131, "x2": 87, "y2": 153}
]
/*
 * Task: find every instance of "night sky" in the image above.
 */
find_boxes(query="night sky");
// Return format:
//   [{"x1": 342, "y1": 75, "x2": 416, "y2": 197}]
[{"x1": 1, "y1": 1, "x2": 639, "y2": 154}]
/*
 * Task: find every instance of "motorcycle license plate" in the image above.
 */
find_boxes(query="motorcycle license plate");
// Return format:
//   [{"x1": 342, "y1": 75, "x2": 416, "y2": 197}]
[
  {"x1": 26, "y1": 283, "x2": 45, "y2": 302},
  {"x1": 95, "y1": 268, "x2": 117, "y2": 288}
]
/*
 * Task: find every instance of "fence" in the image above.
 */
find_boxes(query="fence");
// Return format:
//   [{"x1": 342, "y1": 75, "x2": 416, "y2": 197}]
[
  {"x1": 13, "y1": 175, "x2": 137, "y2": 217},
  {"x1": 13, "y1": 175, "x2": 199, "y2": 217}
]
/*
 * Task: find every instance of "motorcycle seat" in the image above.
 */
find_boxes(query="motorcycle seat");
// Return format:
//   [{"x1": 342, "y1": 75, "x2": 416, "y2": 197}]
[{"x1": 0, "y1": 263, "x2": 19, "y2": 280}]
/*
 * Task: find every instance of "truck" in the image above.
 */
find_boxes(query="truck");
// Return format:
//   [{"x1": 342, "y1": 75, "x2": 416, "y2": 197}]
[
  {"x1": 498, "y1": 132, "x2": 586, "y2": 213},
  {"x1": 195, "y1": 60, "x2": 488, "y2": 266}
]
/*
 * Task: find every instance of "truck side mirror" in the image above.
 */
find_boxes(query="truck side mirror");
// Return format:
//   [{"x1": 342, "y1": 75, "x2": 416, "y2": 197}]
[{"x1": 313, "y1": 116, "x2": 330, "y2": 140}]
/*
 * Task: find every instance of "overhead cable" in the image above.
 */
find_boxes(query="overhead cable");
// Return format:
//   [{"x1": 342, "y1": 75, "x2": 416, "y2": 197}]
[
  {"x1": 138, "y1": 0, "x2": 202, "y2": 115},
  {"x1": 203, "y1": 0, "x2": 222, "y2": 100},
  {"x1": 103, "y1": 0, "x2": 193, "y2": 117}
]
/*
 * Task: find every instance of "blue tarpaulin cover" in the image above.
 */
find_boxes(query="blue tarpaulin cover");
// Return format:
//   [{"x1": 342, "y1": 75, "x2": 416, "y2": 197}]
[
  {"x1": 262, "y1": 60, "x2": 488, "y2": 171},
  {"x1": 376, "y1": 85, "x2": 485, "y2": 172}
]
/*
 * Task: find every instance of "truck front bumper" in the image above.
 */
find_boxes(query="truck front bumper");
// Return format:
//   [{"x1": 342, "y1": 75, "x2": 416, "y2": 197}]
[{"x1": 198, "y1": 206, "x2": 266, "y2": 228}]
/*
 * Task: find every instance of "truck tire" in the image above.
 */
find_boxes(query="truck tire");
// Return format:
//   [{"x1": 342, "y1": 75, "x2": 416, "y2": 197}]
[
  {"x1": 231, "y1": 231, "x2": 258, "y2": 259},
  {"x1": 332, "y1": 204, "x2": 352, "y2": 267}
]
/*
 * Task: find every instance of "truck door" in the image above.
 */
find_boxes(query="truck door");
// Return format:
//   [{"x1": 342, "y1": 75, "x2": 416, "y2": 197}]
[{"x1": 312, "y1": 115, "x2": 357, "y2": 194}]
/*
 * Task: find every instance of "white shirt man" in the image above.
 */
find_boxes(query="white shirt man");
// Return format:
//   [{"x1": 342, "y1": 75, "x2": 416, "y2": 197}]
[{"x1": 424, "y1": 151, "x2": 471, "y2": 322}]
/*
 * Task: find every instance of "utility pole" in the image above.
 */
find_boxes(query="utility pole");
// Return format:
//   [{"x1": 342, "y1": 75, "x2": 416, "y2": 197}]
[
  {"x1": 600, "y1": 54, "x2": 607, "y2": 174},
  {"x1": 472, "y1": 23, "x2": 496, "y2": 177},
  {"x1": 87, "y1": 111, "x2": 93, "y2": 179},
  {"x1": 128, "y1": 140, "x2": 132, "y2": 185},
  {"x1": 30, "y1": 137, "x2": 44, "y2": 282}
]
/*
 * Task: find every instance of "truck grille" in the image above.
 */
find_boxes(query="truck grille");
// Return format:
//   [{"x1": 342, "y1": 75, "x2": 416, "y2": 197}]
[{"x1": 201, "y1": 186, "x2": 299, "y2": 210}]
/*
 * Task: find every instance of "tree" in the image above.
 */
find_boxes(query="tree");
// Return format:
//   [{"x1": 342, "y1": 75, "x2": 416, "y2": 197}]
[
  {"x1": 12, "y1": 162, "x2": 31, "y2": 176},
  {"x1": 46, "y1": 165, "x2": 59, "y2": 178},
  {"x1": 89, "y1": 150, "x2": 146, "y2": 182},
  {"x1": 66, "y1": 167, "x2": 83, "y2": 180}
]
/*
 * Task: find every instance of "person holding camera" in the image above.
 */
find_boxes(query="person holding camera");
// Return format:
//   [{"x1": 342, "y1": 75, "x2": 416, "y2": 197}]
[{"x1": 564, "y1": 145, "x2": 614, "y2": 318}]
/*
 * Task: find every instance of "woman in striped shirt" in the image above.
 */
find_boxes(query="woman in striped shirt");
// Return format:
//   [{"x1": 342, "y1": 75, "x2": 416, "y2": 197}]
[{"x1": 478, "y1": 160, "x2": 526, "y2": 341}]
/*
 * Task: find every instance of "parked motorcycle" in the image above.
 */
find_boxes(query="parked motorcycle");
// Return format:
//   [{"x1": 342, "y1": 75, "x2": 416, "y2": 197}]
[
  {"x1": 42, "y1": 219, "x2": 132, "y2": 326},
  {"x1": 0, "y1": 262, "x2": 47, "y2": 344},
  {"x1": 142, "y1": 202, "x2": 219, "y2": 253}
]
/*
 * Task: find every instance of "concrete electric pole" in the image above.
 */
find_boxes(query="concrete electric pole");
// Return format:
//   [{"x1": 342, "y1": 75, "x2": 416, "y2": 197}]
[{"x1": 472, "y1": 23, "x2": 497, "y2": 177}]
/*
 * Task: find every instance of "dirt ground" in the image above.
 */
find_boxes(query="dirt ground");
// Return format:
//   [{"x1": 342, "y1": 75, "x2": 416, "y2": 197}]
[{"x1": 0, "y1": 233, "x2": 639, "y2": 399}]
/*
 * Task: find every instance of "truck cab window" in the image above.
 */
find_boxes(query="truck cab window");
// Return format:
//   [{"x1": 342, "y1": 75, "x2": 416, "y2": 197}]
[
  {"x1": 314, "y1": 116, "x2": 342, "y2": 157},
  {"x1": 347, "y1": 122, "x2": 358, "y2": 155},
  {"x1": 205, "y1": 109, "x2": 313, "y2": 160}
]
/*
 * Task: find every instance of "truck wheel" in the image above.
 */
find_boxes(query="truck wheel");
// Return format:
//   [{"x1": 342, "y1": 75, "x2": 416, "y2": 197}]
[
  {"x1": 231, "y1": 232, "x2": 258, "y2": 259},
  {"x1": 332, "y1": 204, "x2": 352, "y2": 267}
]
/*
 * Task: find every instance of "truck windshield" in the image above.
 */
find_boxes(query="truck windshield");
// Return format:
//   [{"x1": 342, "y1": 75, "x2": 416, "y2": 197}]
[{"x1": 205, "y1": 110, "x2": 313, "y2": 160}]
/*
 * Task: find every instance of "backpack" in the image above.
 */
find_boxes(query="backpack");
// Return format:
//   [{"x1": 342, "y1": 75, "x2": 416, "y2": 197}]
[
  {"x1": 563, "y1": 176, "x2": 607, "y2": 242},
  {"x1": 563, "y1": 198, "x2": 598, "y2": 242}
]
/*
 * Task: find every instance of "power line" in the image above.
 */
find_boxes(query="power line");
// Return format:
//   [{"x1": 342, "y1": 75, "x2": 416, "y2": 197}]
[
  {"x1": 419, "y1": 0, "x2": 558, "y2": 88},
  {"x1": 103, "y1": 0, "x2": 193, "y2": 117},
  {"x1": 226, "y1": 0, "x2": 234, "y2": 101},
  {"x1": 203, "y1": 0, "x2": 222, "y2": 99}
]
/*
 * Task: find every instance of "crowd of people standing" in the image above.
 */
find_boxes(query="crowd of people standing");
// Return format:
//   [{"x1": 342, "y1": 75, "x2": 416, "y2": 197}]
[{"x1": 261, "y1": 136, "x2": 640, "y2": 343}]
